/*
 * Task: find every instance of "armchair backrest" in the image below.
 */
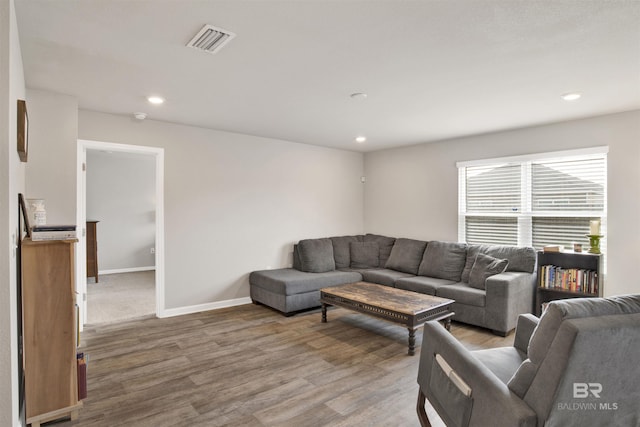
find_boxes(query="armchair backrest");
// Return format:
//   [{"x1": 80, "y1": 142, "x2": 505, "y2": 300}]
[
  {"x1": 507, "y1": 294, "x2": 640, "y2": 426},
  {"x1": 542, "y1": 312, "x2": 640, "y2": 426}
]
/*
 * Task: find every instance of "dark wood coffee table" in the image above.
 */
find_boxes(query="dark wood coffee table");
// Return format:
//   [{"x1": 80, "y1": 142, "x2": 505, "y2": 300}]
[{"x1": 320, "y1": 281, "x2": 454, "y2": 355}]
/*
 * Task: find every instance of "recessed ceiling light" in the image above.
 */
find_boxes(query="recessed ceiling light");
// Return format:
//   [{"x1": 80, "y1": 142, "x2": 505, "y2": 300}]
[
  {"x1": 561, "y1": 92, "x2": 581, "y2": 101},
  {"x1": 350, "y1": 92, "x2": 368, "y2": 100},
  {"x1": 147, "y1": 96, "x2": 165, "y2": 105},
  {"x1": 355, "y1": 136, "x2": 367, "y2": 143}
]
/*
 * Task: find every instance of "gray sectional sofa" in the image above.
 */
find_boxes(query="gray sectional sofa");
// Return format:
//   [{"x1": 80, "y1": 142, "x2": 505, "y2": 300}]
[{"x1": 249, "y1": 234, "x2": 537, "y2": 335}]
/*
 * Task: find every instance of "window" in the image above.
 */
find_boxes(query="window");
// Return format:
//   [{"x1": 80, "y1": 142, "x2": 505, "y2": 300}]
[{"x1": 458, "y1": 148, "x2": 607, "y2": 253}]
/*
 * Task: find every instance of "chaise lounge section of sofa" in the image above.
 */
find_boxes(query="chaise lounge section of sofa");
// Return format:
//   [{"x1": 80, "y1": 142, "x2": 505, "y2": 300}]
[{"x1": 249, "y1": 234, "x2": 537, "y2": 335}]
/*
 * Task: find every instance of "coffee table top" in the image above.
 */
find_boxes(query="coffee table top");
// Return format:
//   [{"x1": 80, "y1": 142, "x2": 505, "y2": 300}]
[{"x1": 320, "y1": 281, "x2": 454, "y2": 316}]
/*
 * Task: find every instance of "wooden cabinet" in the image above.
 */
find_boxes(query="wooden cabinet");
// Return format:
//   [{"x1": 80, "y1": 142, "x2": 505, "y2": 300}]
[
  {"x1": 536, "y1": 250, "x2": 603, "y2": 315},
  {"x1": 86, "y1": 220, "x2": 99, "y2": 282},
  {"x1": 21, "y1": 238, "x2": 82, "y2": 426}
]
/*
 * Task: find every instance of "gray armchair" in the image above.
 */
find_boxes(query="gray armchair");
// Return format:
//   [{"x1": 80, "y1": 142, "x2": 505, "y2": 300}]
[{"x1": 417, "y1": 294, "x2": 640, "y2": 427}]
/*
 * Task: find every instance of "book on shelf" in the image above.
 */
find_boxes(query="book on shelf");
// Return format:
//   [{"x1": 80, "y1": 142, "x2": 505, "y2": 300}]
[
  {"x1": 77, "y1": 352, "x2": 87, "y2": 400},
  {"x1": 32, "y1": 224, "x2": 76, "y2": 232},
  {"x1": 31, "y1": 224, "x2": 77, "y2": 241},
  {"x1": 539, "y1": 264, "x2": 598, "y2": 295}
]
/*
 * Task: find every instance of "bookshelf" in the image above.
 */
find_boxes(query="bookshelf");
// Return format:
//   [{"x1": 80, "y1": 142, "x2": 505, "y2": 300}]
[
  {"x1": 536, "y1": 250, "x2": 603, "y2": 315},
  {"x1": 21, "y1": 238, "x2": 83, "y2": 426}
]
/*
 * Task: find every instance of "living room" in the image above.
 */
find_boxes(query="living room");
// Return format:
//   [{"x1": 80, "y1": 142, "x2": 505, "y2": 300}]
[{"x1": 1, "y1": 1, "x2": 639, "y2": 426}]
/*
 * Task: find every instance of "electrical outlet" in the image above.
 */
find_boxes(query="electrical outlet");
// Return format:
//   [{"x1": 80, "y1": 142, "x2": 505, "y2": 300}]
[{"x1": 150, "y1": 247, "x2": 155, "y2": 254}]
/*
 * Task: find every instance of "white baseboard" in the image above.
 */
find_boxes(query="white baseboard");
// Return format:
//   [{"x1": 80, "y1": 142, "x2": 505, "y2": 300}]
[
  {"x1": 99, "y1": 266, "x2": 156, "y2": 275},
  {"x1": 158, "y1": 297, "x2": 252, "y2": 318}
]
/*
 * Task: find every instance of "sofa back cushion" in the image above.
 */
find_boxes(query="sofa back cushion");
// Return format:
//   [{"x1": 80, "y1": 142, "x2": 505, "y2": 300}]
[
  {"x1": 349, "y1": 242, "x2": 380, "y2": 269},
  {"x1": 418, "y1": 241, "x2": 467, "y2": 281},
  {"x1": 507, "y1": 294, "x2": 640, "y2": 399},
  {"x1": 330, "y1": 235, "x2": 363, "y2": 269},
  {"x1": 385, "y1": 238, "x2": 428, "y2": 275},
  {"x1": 297, "y1": 238, "x2": 335, "y2": 273},
  {"x1": 461, "y1": 244, "x2": 536, "y2": 283},
  {"x1": 293, "y1": 244, "x2": 302, "y2": 270},
  {"x1": 364, "y1": 234, "x2": 396, "y2": 266}
]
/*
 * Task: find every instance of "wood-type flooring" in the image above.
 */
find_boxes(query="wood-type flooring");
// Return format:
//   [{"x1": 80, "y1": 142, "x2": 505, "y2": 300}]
[{"x1": 53, "y1": 303, "x2": 513, "y2": 427}]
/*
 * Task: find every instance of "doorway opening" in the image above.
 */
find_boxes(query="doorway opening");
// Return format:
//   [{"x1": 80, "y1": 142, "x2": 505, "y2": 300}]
[{"x1": 76, "y1": 140, "x2": 165, "y2": 328}]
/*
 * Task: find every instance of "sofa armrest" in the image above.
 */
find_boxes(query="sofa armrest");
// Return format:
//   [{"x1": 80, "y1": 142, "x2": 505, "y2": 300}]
[
  {"x1": 513, "y1": 313, "x2": 539, "y2": 355},
  {"x1": 484, "y1": 271, "x2": 537, "y2": 334},
  {"x1": 418, "y1": 321, "x2": 537, "y2": 427}
]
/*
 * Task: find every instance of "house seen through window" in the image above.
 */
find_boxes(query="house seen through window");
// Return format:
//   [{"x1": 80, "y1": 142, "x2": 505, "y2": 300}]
[{"x1": 458, "y1": 148, "x2": 607, "y2": 254}]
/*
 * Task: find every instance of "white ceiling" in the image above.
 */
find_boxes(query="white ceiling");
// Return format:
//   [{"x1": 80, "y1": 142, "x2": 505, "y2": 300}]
[{"x1": 14, "y1": 0, "x2": 640, "y2": 152}]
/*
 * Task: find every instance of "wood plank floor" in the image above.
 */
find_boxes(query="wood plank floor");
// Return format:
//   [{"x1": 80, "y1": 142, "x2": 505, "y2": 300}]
[{"x1": 53, "y1": 304, "x2": 513, "y2": 427}]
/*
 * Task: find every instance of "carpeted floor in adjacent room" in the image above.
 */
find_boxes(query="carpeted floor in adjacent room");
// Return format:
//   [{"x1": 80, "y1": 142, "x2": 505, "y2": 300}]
[{"x1": 87, "y1": 271, "x2": 155, "y2": 324}]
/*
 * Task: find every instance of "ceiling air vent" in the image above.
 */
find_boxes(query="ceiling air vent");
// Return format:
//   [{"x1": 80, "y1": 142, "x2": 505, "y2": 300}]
[{"x1": 186, "y1": 24, "x2": 235, "y2": 54}]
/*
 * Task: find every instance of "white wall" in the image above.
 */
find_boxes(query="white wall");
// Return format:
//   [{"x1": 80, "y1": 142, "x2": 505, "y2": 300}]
[
  {"x1": 86, "y1": 150, "x2": 155, "y2": 271},
  {"x1": 364, "y1": 110, "x2": 640, "y2": 297},
  {"x1": 0, "y1": 0, "x2": 26, "y2": 425},
  {"x1": 24, "y1": 89, "x2": 78, "y2": 224},
  {"x1": 79, "y1": 110, "x2": 364, "y2": 309}
]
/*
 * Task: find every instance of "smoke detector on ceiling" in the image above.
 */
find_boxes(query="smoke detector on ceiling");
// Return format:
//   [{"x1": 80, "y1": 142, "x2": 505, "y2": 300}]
[{"x1": 186, "y1": 24, "x2": 236, "y2": 54}]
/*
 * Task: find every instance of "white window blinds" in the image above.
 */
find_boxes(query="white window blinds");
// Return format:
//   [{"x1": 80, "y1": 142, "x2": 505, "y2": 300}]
[
  {"x1": 532, "y1": 157, "x2": 606, "y2": 212},
  {"x1": 532, "y1": 217, "x2": 598, "y2": 250},
  {"x1": 465, "y1": 164, "x2": 521, "y2": 213},
  {"x1": 458, "y1": 148, "x2": 607, "y2": 251},
  {"x1": 465, "y1": 216, "x2": 518, "y2": 246}
]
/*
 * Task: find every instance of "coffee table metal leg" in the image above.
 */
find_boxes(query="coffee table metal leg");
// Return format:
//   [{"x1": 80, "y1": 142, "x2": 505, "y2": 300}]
[
  {"x1": 321, "y1": 303, "x2": 328, "y2": 323},
  {"x1": 408, "y1": 328, "x2": 416, "y2": 356}
]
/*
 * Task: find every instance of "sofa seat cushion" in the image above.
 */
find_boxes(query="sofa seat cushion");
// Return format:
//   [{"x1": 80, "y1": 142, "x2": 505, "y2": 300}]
[
  {"x1": 249, "y1": 268, "x2": 362, "y2": 296},
  {"x1": 395, "y1": 276, "x2": 456, "y2": 296},
  {"x1": 436, "y1": 283, "x2": 486, "y2": 307},
  {"x1": 385, "y1": 238, "x2": 428, "y2": 274},
  {"x1": 418, "y1": 241, "x2": 467, "y2": 282},
  {"x1": 337, "y1": 267, "x2": 371, "y2": 275},
  {"x1": 298, "y1": 238, "x2": 335, "y2": 273},
  {"x1": 361, "y1": 268, "x2": 415, "y2": 287},
  {"x1": 472, "y1": 347, "x2": 526, "y2": 385}
]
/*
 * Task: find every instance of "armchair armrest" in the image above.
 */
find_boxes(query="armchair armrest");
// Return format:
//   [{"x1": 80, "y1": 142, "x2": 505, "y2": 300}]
[
  {"x1": 513, "y1": 313, "x2": 539, "y2": 355},
  {"x1": 484, "y1": 271, "x2": 537, "y2": 334},
  {"x1": 418, "y1": 321, "x2": 537, "y2": 427}
]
